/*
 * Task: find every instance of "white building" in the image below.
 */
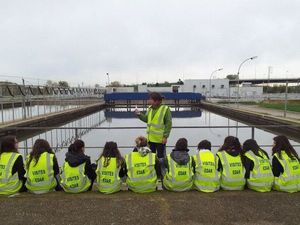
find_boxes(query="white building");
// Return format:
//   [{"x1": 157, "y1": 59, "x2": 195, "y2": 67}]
[
  {"x1": 181, "y1": 79, "x2": 263, "y2": 99},
  {"x1": 137, "y1": 85, "x2": 173, "y2": 93},
  {"x1": 181, "y1": 79, "x2": 229, "y2": 98}
]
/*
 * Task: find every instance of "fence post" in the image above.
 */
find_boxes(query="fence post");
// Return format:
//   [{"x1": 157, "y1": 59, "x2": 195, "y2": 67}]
[
  {"x1": 284, "y1": 81, "x2": 288, "y2": 118},
  {"x1": 251, "y1": 126, "x2": 255, "y2": 139},
  {"x1": 12, "y1": 100, "x2": 15, "y2": 121},
  {"x1": 75, "y1": 128, "x2": 78, "y2": 139}
]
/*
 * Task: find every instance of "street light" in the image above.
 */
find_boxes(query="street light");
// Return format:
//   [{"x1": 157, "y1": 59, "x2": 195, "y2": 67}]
[
  {"x1": 106, "y1": 73, "x2": 110, "y2": 86},
  {"x1": 209, "y1": 68, "x2": 223, "y2": 101},
  {"x1": 236, "y1": 56, "x2": 257, "y2": 106}
]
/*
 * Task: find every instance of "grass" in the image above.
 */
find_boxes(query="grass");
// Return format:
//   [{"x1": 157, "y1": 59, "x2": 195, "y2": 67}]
[
  {"x1": 215, "y1": 99, "x2": 300, "y2": 113},
  {"x1": 216, "y1": 100, "x2": 258, "y2": 105},
  {"x1": 259, "y1": 100, "x2": 300, "y2": 113}
]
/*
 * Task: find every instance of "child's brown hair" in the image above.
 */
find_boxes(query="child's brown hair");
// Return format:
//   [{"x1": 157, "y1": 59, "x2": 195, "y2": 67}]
[{"x1": 135, "y1": 136, "x2": 148, "y2": 148}]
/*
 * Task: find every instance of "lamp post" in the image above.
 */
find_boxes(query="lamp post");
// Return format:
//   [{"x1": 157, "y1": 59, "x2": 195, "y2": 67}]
[
  {"x1": 236, "y1": 56, "x2": 257, "y2": 106},
  {"x1": 106, "y1": 72, "x2": 110, "y2": 86},
  {"x1": 209, "y1": 68, "x2": 223, "y2": 101}
]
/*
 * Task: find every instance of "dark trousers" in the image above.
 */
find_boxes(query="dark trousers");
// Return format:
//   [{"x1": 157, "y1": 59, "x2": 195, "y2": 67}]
[{"x1": 149, "y1": 142, "x2": 166, "y2": 158}]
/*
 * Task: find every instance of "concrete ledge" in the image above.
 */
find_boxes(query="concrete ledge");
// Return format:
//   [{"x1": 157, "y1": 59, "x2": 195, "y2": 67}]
[
  {"x1": 0, "y1": 102, "x2": 106, "y2": 141},
  {"x1": 0, "y1": 190, "x2": 299, "y2": 225},
  {"x1": 201, "y1": 102, "x2": 300, "y2": 142}
]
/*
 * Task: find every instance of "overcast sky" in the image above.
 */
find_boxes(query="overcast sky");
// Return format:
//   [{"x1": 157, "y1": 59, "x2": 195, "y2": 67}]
[{"x1": 0, "y1": 0, "x2": 299, "y2": 86}]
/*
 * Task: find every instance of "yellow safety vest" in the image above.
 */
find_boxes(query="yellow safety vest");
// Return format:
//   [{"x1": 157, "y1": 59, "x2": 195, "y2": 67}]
[
  {"x1": 273, "y1": 152, "x2": 300, "y2": 193},
  {"x1": 25, "y1": 152, "x2": 57, "y2": 194},
  {"x1": 96, "y1": 157, "x2": 122, "y2": 194},
  {"x1": 163, "y1": 154, "x2": 194, "y2": 192},
  {"x1": 217, "y1": 151, "x2": 245, "y2": 190},
  {"x1": 146, "y1": 105, "x2": 168, "y2": 143},
  {"x1": 60, "y1": 162, "x2": 91, "y2": 193},
  {"x1": 193, "y1": 150, "x2": 220, "y2": 192},
  {"x1": 125, "y1": 152, "x2": 157, "y2": 193},
  {"x1": 244, "y1": 150, "x2": 274, "y2": 192},
  {"x1": 0, "y1": 152, "x2": 23, "y2": 195}
]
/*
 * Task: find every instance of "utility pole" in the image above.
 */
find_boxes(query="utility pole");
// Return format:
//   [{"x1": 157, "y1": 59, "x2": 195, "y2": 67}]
[
  {"x1": 22, "y1": 78, "x2": 26, "y2": 119},
  {"x1": 106, "y1": 73, "x2": 110, "y2": 86},
  {"x1": 284, "y1": 81, "x2": 288, "y2": 118}
]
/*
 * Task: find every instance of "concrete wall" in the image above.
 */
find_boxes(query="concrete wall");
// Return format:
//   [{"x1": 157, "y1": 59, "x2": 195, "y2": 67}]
[{"x1": 230, "y1": 85, "x2": 263, "y2": 99}]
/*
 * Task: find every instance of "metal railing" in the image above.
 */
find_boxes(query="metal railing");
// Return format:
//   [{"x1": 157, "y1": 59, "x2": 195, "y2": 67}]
[
  {"x1": 10, "y1": 124, "x2": 300, "y2": 154},
  {"x1": 0, "y1": 84, "x2": 105, "y2": 124}
]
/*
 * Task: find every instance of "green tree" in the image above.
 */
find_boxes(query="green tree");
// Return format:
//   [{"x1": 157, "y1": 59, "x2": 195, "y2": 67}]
[
  {"x1": 226, "y1": 74, "x2": 238, "y2": 80},
  {"x1": 108, "y1": 81, "x2": 122, "y2": 87},
  {"x1": 58, "y1": 81, "x2": 69, "y2": 88}
]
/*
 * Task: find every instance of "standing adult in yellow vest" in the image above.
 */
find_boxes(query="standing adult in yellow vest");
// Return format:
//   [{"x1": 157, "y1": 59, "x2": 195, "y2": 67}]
[
  {"x1": 135, "y1": 92, "x2": 172, "y2": 159},
  {"x1": 125, "y1": 136, "x2": 160, "y2": 193},
  {"x1": 242, "y1": 139, "x2": 274, "y2": 192},
  {"x1": 163, "y1": 138, "x2": 194, "y2": 192},
  {"x1": 25, "y1": 139, "x2": 60, "y2": 194},
  {"x1": 96, "y1": 141, "x2": 126, "y2": 194},
  {"x1": 0, "y1": 136, "x2": 26, "y2": 195},
  {"x1": 216, "y1": 136, "x2": 245, "y2": 190},
  {"x1": 61, "y1": 140, "x2": 96, "y2": 193},
  {"x1": 193, "y1": 140, "x2": 220, "y2": 192},
  {"x1": 272, "y1": 135, "x2": 300, "y2": 193}
]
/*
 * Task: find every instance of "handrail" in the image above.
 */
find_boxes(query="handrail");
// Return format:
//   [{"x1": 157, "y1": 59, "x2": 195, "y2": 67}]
[
  {"x1": 18, "y1": 144, "x2": 300, "y2": 150},
  {"x1": 3, "y1": 124, "x2": 300, "y2": 131}
]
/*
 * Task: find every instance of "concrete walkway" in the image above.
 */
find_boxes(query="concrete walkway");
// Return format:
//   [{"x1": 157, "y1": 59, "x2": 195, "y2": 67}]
[{"x1": 0, "y1": 190, "x2": 299, "y2": 225}]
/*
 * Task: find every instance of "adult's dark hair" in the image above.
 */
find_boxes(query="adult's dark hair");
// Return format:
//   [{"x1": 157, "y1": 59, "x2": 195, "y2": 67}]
[
  {"x1": 73, "y1": 140, "x2": 85, "y2": 154},
  {"x1": 99, "y1": 141, "x2": 124, "y2": 168},
  {"x1": 272, "y1": 135, "x2": 299, "y2": 161},
  {"x1": 242, "y1": 139, "x2": 269, "y2": 158},
  {"x1": 219, "y1": 136, "x2": 242, "y2": 153},
  {"x1": 175, "y1": 138, "x2": 188, "y2": 151},
  {"x1": 27, "y1": 139, "x2": 53, "y2": 168},
  {"x1": 198, "y1": 140, "x2": 211, "y2": 150},
  {"x1": 149, "y1": 92, "x2": 163, "y2": 102},
  {"x1": 0, "y1": 135, "x2": 18, "y2": 154}
]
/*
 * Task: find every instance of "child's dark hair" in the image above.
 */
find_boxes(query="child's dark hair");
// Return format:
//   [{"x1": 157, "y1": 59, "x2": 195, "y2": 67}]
[
  {"x1": 99, "y1": 141, "x2": 123, "y2": 168},
  {"x1": 73, "y1": 140, "x2": 85, "y2": 154},
  {"x1": 198, "y1": 140, "x2": 211, "y2": 150},
  {"x1": 175, "y1": 138, "x2": 188, "y2": 151},
  {"x1": 68, "y1": 143, "x2": 75, "y2": 152},
  {"x1": 219, "y1": 136, "x2": 242, "y2": 153},
  {"x1": 0, "y1": 135, "x2": 18, "y2": 154},
  {"x1": 27, "y1": 139, "x2": 53, "y2": 168},
  {"x1": 272, "y1": 135, "x2": 299, "y2": 161},
  {"x1": 242, "y1": 139, "x2": 269, "y2": 158}
]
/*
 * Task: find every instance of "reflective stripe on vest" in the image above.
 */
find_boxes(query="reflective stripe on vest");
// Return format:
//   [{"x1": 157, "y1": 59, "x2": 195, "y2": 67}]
[
  {"x1": 193, "y1": 151, "x2": 220, "y2": 192},
  {"x1": 0, "y1": 152, "x2": 22, "y2": 195},
  {"x1": 217, "y1": 151, "x2": 245, "y2": 191},
  {"x1": 125, "y1": 152, "x2": 157, "y2": 193},
  {"x1": 146, "y1": 105, "x2": 168, "y2": 143},
  {"x1": 273, "y1": 152, "x2": 300, "y2": 193},
  {"x1": 60, "y1": 162, "x2": 91, "y2": 193},
  {"x1": 163, "y1": 154, "x2": 193, "y2": 192},
  {"x1": 244, "y1": 150, "x2": 274, "y2": 192},
  {"x1": 96, "y1": 157, "x2": 121, "y2": 194},
  {"x1": 25, "y1": 152, "x2": 57, "y2": 194}
]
